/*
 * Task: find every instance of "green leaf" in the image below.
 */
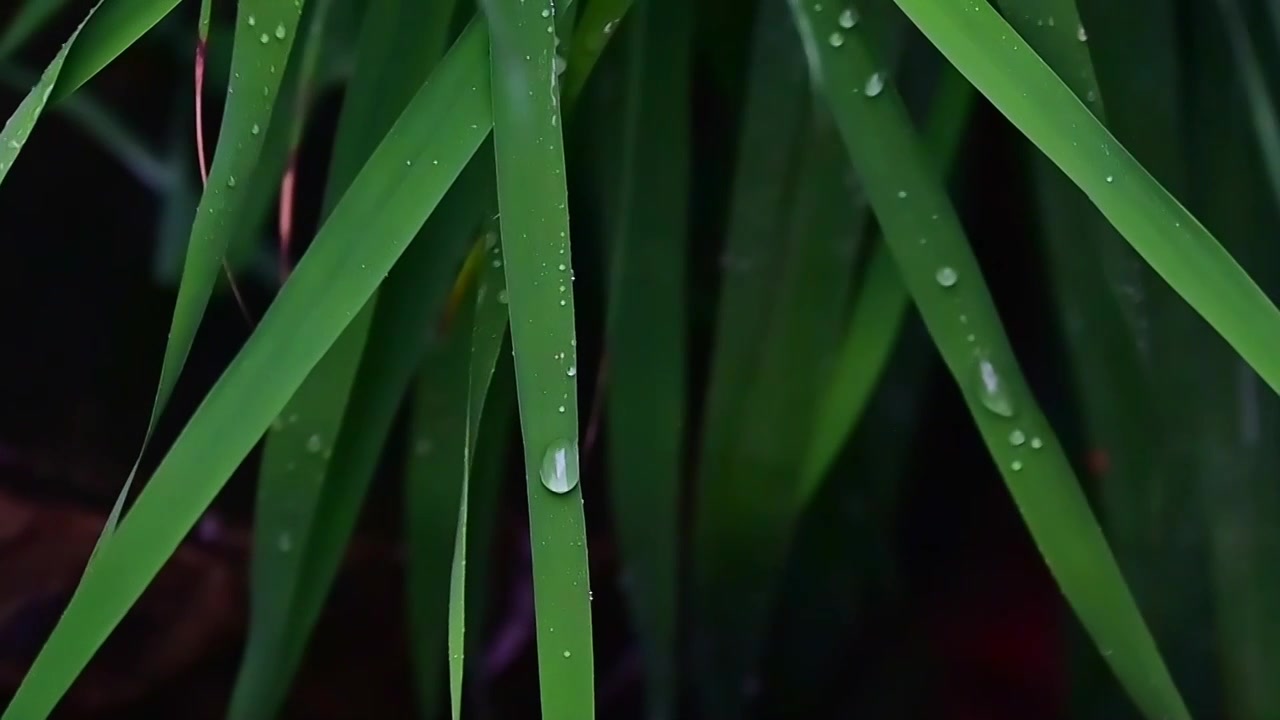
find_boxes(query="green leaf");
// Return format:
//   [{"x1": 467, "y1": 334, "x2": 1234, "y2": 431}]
[
  {"x1": 894, "y1": 0, "x2": 1280, "y2": 402},
  {"x1": 801, "y1": 64, "x2": 975, "y2": 492},
  {"x1": 233, "y1": 1, "x2": 462, "y2": 713},
  {"x1": 448, "y1": 228, "x2": 512, "y2": 718},
  {"x1": 1, "y1": 18, "x2": 493, "y2": 719},
  {"x1": 0, "y1": 3, "x2": 96, "y2": 187},
  {"x1": 788, "y1": 3, "x2": 1190, "y2": 719},
  {"x1": 483, "y1": 0, "x2": 595, "y2": 716},
  {"x1": 602, "y1": 0, "x2": 688, "y2": 716}
]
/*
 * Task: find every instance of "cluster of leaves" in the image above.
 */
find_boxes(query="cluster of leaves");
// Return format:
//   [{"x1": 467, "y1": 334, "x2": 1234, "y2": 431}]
[{"x1": 4, "y1": 0, "x2": 1280, "y2": 718}]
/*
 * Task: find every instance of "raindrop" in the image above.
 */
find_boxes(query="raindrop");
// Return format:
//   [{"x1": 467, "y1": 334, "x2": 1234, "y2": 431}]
[
  {"x1": 306, "y1": 434, "x2": 324, "y2": 453},
  {"x1": 275, "y1": 23, "x2": 287, "y2": 40},
  {"x1": 227, "y1": 176, "x2": 237, "y2": 188},
  {"x1": 248, "y1": 14, "x2": 257, "y2": 26},
  {"x1": 498, "y1": 290, "x2": 509, "y2": 304},
  {"x1": 935, "y1": 266, "x2": 958, "y2": 287},
  {"x1": 540, "y1": 439, "x2": 580, "y2": 494},
  {"x1": 896, "y1": 190, "x2": 907, "y2": 198},
  {"x1": 1009, "y1": 429, "x2": 1026, "y2": 446},
  {"x1": 865, "y1": 71, "x2": 885, "y2": 97},
  {"x1": 1105, "y1": 175, "x2": 1114, "y2": 183},
  {"x1": 1076, "y1": 24, "x2": 1087, "y2": 41},
  {"x1": 563, "y1": 650, "x2": 572, "y2": 658},
  {"x1": 567, "y1": 365, "x2": 577, "y2": 377},
  {"x1": 838, "y1": 7, "x2": 858, "y2": 28},
  {"x1": 278, "y1": 532, "x2": 293, "y2": 552},
  {"x1": 251, "y1": 123, "x2": 261, "y2": 135},
  {"x1": 1030, "y1": 437, "x2": 1044, "y2": 450},
  {"x1": 828, "y1": 32, "x2": 845, "y2": 47},
  {"x1": 976, "y1": 358, "x2": 1015, "y2": 417},
  {"x1": 1011, "y1": 460, "x2": 1024, "y2": 472},
  {"x1": 260, "y1": 33, "x2": 270, "y2": 44}
]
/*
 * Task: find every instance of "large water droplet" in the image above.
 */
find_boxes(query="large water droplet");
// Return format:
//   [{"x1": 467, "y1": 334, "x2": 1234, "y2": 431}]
[
  {"x1": 935, "y1": 266, "x2": 958, "y2": 287},
  {"x1": 976, "y1": 358, "x2": 1015, "y2": 417},
  {"x1": 306, "y1": 434, "x2": 324, "y2": 453},
  {"x1": 540, "y1": 440, "x2": 579, "y2": 494},
  {"x1": 1076, "y1": 24, "x2": 1087, "y2": 41},
  {"x1": 828, "y1": 31, "x2": 845, "y2": 47},
  {"x1": 1009, "y1": 429, "x2": 1026, "y2": 446},
  {"x1": 1030, "y1": 436, "x2": 1044, "y2": 450},
  {"x1": 248, "y1": 14, "x2": 257, "y2": 26},
  {"x1": 259, "y1": 33, "x2": 270, "y2": 44},
  {"x1": 865, "y1": 71, "x2": 885, "y2": 97},
  {"x1": 275, "y1": 23, "x2": 287, "y2": 40},
  {"x1": 838, "y1": 7, "x2": 858, "y2": 28}
]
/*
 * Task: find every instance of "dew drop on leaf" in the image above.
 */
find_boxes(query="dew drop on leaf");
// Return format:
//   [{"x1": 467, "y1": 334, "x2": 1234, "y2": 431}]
[{"x1": 540, "y1": 440, "x2": 579, "y2": 494}]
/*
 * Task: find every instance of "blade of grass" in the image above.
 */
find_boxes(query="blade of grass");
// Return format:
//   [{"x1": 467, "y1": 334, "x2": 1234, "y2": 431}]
[
  {"x1": 561, "y1": 0, "x2": 632, "y2": 106},
  {"x1": 894, "y1": 0, "x2": 1280, "y2": 400},
  {"x1": 448, "y1": 231, "x2": 512, "y2": 718},
  {"x1": 1, "y1": 19, "x2": 494, "y2": 719},
  {"x1": 602, "y1": 0, "x2": 688, "y2": 715},
  {"x1": 404, "y1": 235, "x2": 487, "y2": 720},
  {"x1": 1184, "y1": 6, "x2": 1280, "y2": 714},
  {"x1": 0, "y1": 3, "x2": 96, "y2": 187},
  {"x1": 483, "y1": 1, "x2": 594, "y2": 717},
  {"x1": 232, "y1": 0, "x2": 462, "y2": 713},
  {"x1": 1213, "y1": 0, "x2": 1280, "y2": 213},
  {"x1": 787, "y1": 4, "x2": 1189, "y2": 719},
  {"x1": 801, "y1": 64, "x2": 974, "y2": 492},
  {"x1": 97, "y1": 0, "x2": 306, "y2": 543},
  {"x1": 696, "y1": 4, "x2": 873, "y2": 714},
  {"x1": 997, "y1": 0, "x2": 1214, "y2": 714},
  {"x1": 691, "y1": 4, "x2": 810, "y2": 713}
]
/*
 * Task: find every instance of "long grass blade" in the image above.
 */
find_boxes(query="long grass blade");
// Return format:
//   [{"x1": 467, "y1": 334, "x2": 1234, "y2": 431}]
[
  {"x1": 1, "y1": 19, "x2": 493, "y2": 719},
  {"x1": 0, "y1": 3, "x2": 96, "y2": 187},
  {"x1": 483, "y1": 1, "x2": 595, "y2": 716},
  {"x1": 602, "y1": 0, "x2": 689, "y2": 715},
  {"x1": 787, "y1": 4, "x2": 1190, "y2": 718},
  {"x1": 449, "y1": 232, "x2": 511, "y2": 718},
  {"x1": 801, "y1": 65, "x2": 974, "y2": 492},
  {"x1": 232, "y1": 1, "x2": 461, "y2": 714},
  {"x1": 894, "y1": 0, "x2": 1280, "y2": 401}
]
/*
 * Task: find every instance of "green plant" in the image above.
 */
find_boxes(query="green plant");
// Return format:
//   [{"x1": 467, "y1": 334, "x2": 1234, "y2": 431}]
[{"x1": 5, "y1": 0, "x2": 1280, "y2": 717}]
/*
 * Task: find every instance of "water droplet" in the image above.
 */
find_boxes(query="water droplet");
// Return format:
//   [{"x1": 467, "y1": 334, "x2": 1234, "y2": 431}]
[
  {"x1": 7, "y1": 139, "x2": 20, "y2": 149},
  {"x1": 306, "y1": 434, "x2": 323, "y2": 453},
  {"x1": 1105, "y1": 174, "x2": 1114, "y2": 183},
  {"x1": 1076, "y1": 24, "x2": 1087, "y2": 41},
  {"x1": 498, "y1": 290, "x2": 509, "y2": 304},
  {"x1": 838, "y1": 7, "x2": 858, "y2": 27},
  {"x1": 492, "y1": 259, "x2": 503, "y2": 268},
  {"x1": 275, "y1": 23, "x2": 287, "y2": 40},
  {"x1": 260, "y1": 33, "x2": 270, "y2": 44},
  {"x1": 1011, "y1": 460, "x2": 1024, "y2": 472},
  {"x1": 604, "y1": 20, "x2": 617, "y2": 34},
  {"x1": 935, "y1": 266, "x2": 958, "y2": 287},
  {"x1": 896, "y1": 190, "x2": 907, "y2": 198},
  {"x1": 828, "y1": 31, "x2": 845, "y2": 47},
  {"x1": 227, "y1": 176, "x2": 237, "y2": 188},
  {"x1": 414, "y1": 438, "x2": 433, "y2": 456},
  {"x1": 278, "y1": 532, "x2": 292, "y2": 552},
  {"x1": 540, "y1": 440, "x2": 579, "y2": 494},
  {"x1": 865, "y1": 71, "x2": 885, "y2": 96},
  {"x1": 1009, "y1": 429, "x2": 1026, "y2": 446},
  {"x1": 558, "y1": 263, "x2": 567, "y2": 271},
  {"x1": 541, "y1": 8, "x2": 551, "y2": 17},
  {"x1": 1030, "y1": 437, "x2": 1044, "y2": 450},
  {"x1": 976, "y1": 358, "x2": 1015, "y2": 417},
  {"x1": 563, "y1": 650, "x2": 572, "y2": 658},
  {"x1": 567, "y1": 365, "x2": 577, "y2": 377},
  {"x1": 248, "y1": 15, "x2": 256, "y2": 26},
  {"x1": 251, "y1": 123, "x2": 261, "y2": 135}
]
